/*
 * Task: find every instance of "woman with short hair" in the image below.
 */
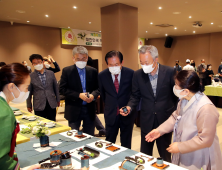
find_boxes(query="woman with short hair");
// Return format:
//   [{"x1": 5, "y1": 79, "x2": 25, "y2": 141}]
[{"x1": 146, "y1": 70, "x2": 222, "y2": 170}]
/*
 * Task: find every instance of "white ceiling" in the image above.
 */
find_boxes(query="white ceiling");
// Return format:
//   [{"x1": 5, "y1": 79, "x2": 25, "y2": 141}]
[{"x1": 1, "y1": 0, "x2": 222, "y2": 38}]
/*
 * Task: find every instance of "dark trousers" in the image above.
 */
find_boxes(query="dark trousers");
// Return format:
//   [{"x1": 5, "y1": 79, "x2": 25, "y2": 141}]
[
  {"x1": 95, "y1": 114, "x2": 106, "y2": 134},
  {"x1": 68, "y1": 106, "x2": 95, "y2": 136},
  {"x1": 140, "y1": 115, "x2": 172, "y2": 162},
  {"x1": 35, "y1": 100, "x2": 56, "y2": 121},
  {"x1": 105, "y1": 114, "x2": 134, "y2": 149}
]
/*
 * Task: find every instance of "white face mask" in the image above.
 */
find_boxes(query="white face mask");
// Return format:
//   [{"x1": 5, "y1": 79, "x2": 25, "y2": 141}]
[
  {"x1": 45, "y1": 64, "x2": 50, "y2": 69},
  {"x1": 76, "y1": 61, "x2": 87, "y2": 69},
  {"x1": 209, "y1": 66, "x2": 212, "y2": 70},
  {"x1": 173, "y1": 86, "x2": 187, "y2": 99},
  {"x1": 141, "y1": 62, "x2": 155, "y2": 74},
  {"x1": 11, "y1": 85, "x2": 30, "y2": 103},
  {"x1": 108, "y1": 66, "x2": 121, "y2": 75},
  {"x1": 34, "y1": 64, "x2": 43, "y2": 71},
  {"x1": 24, "y1": 63, "x2": 28, "y2": 66}
]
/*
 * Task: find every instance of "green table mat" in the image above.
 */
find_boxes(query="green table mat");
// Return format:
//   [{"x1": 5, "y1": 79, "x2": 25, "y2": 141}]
[
  {"x1": 19, "y1": 123, "x2": 63, "y2": 138},
  {"x1": 18, "y1": 117, "x2": 44, "y2": 124}
]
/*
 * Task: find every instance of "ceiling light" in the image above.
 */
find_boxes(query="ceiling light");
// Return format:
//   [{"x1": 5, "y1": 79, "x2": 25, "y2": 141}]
[
  {"x1": 173, "y1": 12, "x2": 181, "y2": 14},
  {"x1": 189, "y1": 16, "x2": 192, "y2": 18},
  {"x1": 68, "y1": 27, "x2": 70, "y2": 28},
  {"x1": 211, "y1": 22, "x2": 214, "y2": 25},
  {"x1": 27, "y1": 21, "x2": 30, "y2": 22},
  {"x1": 185, "y1": 30, "x2": 186, "y2": 31},
  {"x1": 146, "y1": 31, "x2": 148, "y2": 33},
  {"x1": 150, "y1": 22, "x2": 153, "y2": 25},
  {"x1": 99, "y1": 31, "x2": 101, "y2": 32},
  {"x1": 159, "y1": 7, "x2": 162, "y2": 9},
  {"x1": 165, "y1": 34, "x2": 168, "y2": 36},
  {"x1": 73, "y1": 6, "x2": 77, "y2": 9},
  {"x1": 89, "y1": 22, "x2": 91, "y2": 24},
  {"x1": 16, "y1": 10, "x2": 26, "y2": 14},
  {"x1": 193, "y1": 31, "x2": 195, "y2": 33},
  {"x1": 45, "y1": 15, "x2": 49, "y2": 17},
  {"x1": 174, "y1": 27, "x2": 177, "y2": 29}
]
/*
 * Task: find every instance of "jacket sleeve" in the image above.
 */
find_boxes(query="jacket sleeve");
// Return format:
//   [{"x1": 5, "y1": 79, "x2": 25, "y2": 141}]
[
  {"x1": 59, "y1": 68, "x2": 80, "y2": 100},
  {"x1": 0, "y1": 107, "x2": 17, "y2": 170},
  {"x1": 26, "y1": 83, "x2": 33, "y2": 108},
  {"x1": 52, "y1": 73, "x2": 60, "y2": 102},
  {"x1": 98, "y1": 74, "x2": 105, "y2": 102},
  {"x1": 127, "y1": 72, "x2": 141, "y2": 110},
  {"x1": 91, "y1": 70, "x2": 100, "y2": 99},
  {"x1": 49, "y1": 62, "x2": 61, "y2": 73},
  {"x1": 177, "y1": 104, "x2": 219, "y2": 154}
]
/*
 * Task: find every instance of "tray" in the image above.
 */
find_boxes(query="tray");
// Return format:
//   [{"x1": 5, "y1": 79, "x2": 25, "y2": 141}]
[
  {"x1": 77, "y1": 146, "x2": 100, "y2": 158},
  {"x1": 105, "y1": 145, "x2": 120, "y2": 152}
]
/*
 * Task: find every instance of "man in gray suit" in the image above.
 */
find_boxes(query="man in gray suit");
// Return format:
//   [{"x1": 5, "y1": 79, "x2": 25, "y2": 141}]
[
  {"x1": 27, "y1": 54, "x2": 60, "y2": 121},
  {"x1": 197, "y1": 59, "x2": 207, "y2": 87}
]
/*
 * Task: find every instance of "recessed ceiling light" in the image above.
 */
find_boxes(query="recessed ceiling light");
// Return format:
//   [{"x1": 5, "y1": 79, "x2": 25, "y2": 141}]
[
  {"x1": 45, "y1": 15, "x2": 49, "y2": 17},
  {"x1": 16, "y1": 10, "x2": 26, "y2": 14},
  {"x1": 185, "y1": 30, "x2": 187, "y2": 31},
  {"x1": 193, "y1": 31, "x2": 195, "y2": 33},
  {"x1": 89, "y1": 22, "x2": 91, "y2": 24},
  {"x1": 99, "y1": 31, "x2": 101, "y2": 32},
  {"x1": 211, "y1": 22, "x2": 214, "y2": 25},
  {"x1": 68, "y1": 27, "x2": 70, "y2": 28},
  {"x1": 159, "y1": 7, "x2": 162, "y2": 9},
  {"x1": 174, "y1": 27, "x2": 177, "y2": 29},
  {"x1": 73, "y1": 6, "x2": 77, "y2": 9},
  {"x1": 173, "y1": 12, "x2": 181, "y2": 14},
  {"x1": 165, "y1": 34, "x2": 168, "y2": 36},
  {"x1": 150, "y1": 22, "x2": 153, "y2": 25},
  {"x1": 27, "y1": 21, "x2": 30, "y2": 22},
  {"x1": 189, "y1": 16, "x2": 192, "y2": 18},
  {"x1": 146, "y1": 31, "x2": 148, "y2": 33}
]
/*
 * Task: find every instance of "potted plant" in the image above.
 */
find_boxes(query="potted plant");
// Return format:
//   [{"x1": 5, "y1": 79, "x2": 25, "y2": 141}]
[{"x1": 32, "y1": 121, "x2": 51, "y2": 147}]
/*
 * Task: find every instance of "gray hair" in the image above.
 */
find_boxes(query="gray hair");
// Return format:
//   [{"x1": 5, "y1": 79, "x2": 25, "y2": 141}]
[
  {"x1": 72, "y1": 46, "x2": 88, "y2": 56},
  {"x1": 138, "y1": 45, "x2": 158, "y2": 59}
]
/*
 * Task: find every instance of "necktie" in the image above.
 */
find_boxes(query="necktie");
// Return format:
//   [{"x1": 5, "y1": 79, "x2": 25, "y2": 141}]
[{"x1": 114, "y1": 74, "x2": 119, "y2": 115}]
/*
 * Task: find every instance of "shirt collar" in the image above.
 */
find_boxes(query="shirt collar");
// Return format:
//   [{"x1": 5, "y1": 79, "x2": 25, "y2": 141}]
[
  {"x1": 76, "y1": 66, "x2": 86, "y2": 72},
  {"x1": 36, "y1": 69, "x2": 46, "y2": 75},
  {"x1": 182, "y1": 92, "x2": 202, "y2": 112},
  {"x1": 148, "y1": 63, "x2": 159, "y2": 76},
  {"x1": 0, "y1": 91, "x2": 7, "y2": 101}
]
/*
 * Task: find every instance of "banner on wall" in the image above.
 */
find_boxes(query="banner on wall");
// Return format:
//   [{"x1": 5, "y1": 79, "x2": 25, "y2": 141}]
[
  {"x1": 61, "y1": 28, "x2": 102, "y2": 47},
  {"x1": 138, "y1": 38, "x2": 145, "y2": 49}
]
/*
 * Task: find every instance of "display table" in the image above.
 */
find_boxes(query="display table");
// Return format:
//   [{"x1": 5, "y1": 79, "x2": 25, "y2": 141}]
[
  {"x1": 204, "y1": 85, "x2": 222, "y2": 107},
  {"x1": 15, "y1": 110, "x2": 71, "y2": 144},
  {"x1": 16, "y1": 132, "x2": 188, "y2": 170}
]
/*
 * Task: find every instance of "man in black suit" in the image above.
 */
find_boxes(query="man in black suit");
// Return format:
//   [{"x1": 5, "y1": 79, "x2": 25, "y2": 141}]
[
  {"x1": 120, "y1": 45, "x2": 177, "y2": 162},
  {"x1": 59, "y1": 46, "x2": 99, "y2": 136},
  {"x1": 98, "y1": 51, "x2": 135, "y2": 149}
]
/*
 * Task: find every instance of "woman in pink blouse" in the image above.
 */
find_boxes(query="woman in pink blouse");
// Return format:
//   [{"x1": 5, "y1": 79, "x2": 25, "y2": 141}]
[{"x1": 146, "y1": 70, "x2": 222, "y2": 170}]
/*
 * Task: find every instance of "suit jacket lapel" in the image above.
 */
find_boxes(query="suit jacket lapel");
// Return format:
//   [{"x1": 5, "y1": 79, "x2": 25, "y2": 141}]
[
  {"x1": 106, "y1": 70, "x2": 117, "y2": 94},
  {"x1": 85, "y1": 66, "x2": 90, "y2": 92},
  {"x1": 156, "y1": 64, "x2": 166, "y2": 98},
  {"x1": 34, "y1": 70, "x2": 44, "y2": 89},
  {"x1": 142, "y1": 70, "x2": 154, "y2": 97},
  {"x1": 73, "y1": 65, "x2": 83, "y2": 92},
  {"x1": 118, "y1": 67, "x2": 125, "y2": 95}
]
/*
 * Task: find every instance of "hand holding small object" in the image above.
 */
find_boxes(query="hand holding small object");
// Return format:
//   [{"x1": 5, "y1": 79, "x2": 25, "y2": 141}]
[{"x1": 119, "y1": 106, "x2": 131, "y2": 116}]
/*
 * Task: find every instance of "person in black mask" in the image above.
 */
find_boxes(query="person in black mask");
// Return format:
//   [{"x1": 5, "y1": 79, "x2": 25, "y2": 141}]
[
  {"x1": 190, "y1": 60, "x2": 197, "y2": 72},
  {"x1": 174, "y1": 60, "x2": 182, "y2": 73}
]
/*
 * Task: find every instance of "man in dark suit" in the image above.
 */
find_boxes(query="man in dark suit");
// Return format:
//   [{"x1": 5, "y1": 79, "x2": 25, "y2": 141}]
[
  {"x1": 43, "y1": 55, "x2": 60, "y2": 73},
  {"x1": 120, "y1": 45, "x2": 177, "y2": 162},
  {"x1": 27, "y1": 54, "x2": 60, "y2": 121},
  {"x1": 98, "y1": 51, "x2": 135, "y2": 149},
  {"x1": 59, "y1": 46, "x2": 99, "y2": 136}
]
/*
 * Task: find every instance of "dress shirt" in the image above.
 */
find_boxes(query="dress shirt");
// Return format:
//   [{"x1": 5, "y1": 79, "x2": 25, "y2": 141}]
[
  {"x1": 148, "y1": 64, "x2": 159, "y2": 97},
  {"x1": 36, "y1": 69, "x2": 46, "y2": 86},
  {"x1": 77, "y1": 66, "x2": 87, "y2": 105},
  {"x1": 111, "y1": 71, "x2": 121, "y2": 83}
]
